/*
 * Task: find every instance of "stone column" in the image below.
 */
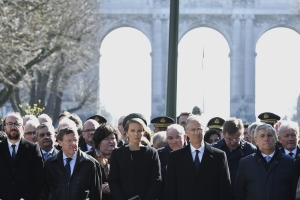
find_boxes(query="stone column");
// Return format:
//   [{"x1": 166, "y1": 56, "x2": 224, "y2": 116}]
[
  {"x1": 97, "y1": 53, "x2": 102, "y2": 115},
  {"x1": 244, "y1": 15, "x2": 256, "y2": 122},
  {"x1": 230, "y1": 15, "x2": 243, "y2": 117},
  {"x1": 151, "y1": 13, "x2": 165, "y2": 118}
]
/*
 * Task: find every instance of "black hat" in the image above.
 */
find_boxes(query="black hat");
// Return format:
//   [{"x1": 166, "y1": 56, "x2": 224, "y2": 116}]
[
  {"x1": 258, "y1": 112, "x2": 280, "y2": 126},
  {"x1": 123, "y1": 113, "x2": 147, "y2": 127},
  {"x1": 207, "y1": 117, "x2": 225, "y2": 130},
  {"x1": 86, "y1": 115, "x2": 107, "y2": 124},
  {"x1": 151, "y1": 116, "x2": 174, "y2": 128}
]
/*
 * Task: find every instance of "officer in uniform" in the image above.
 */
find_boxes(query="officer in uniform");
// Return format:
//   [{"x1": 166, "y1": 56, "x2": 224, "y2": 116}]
[
  {"x1": 206, "y1": 117, "x2": 225, "y2": 133},
  {"x1": 151, "y1": 116, "x2": 174, "y2": 133}
]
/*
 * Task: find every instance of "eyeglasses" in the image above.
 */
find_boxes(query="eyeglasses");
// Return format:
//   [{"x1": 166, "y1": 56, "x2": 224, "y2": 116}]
[
  {"x1": 224, "y1": 137, "x2": 241, "y2": 143},
  {"x1": 6, "y1": 122, "x2": 22, "y2": 128},
  {"x1": 282, "y1": 134, "x2": 297, "y2": 140},
  {"x1": 24, "y1": 131, "x2": 37, "y2": 136},
  {"x1": 82, "y1": 129, "x2": 95, "y2": 133},
  {"x1": 39, "y1": 132, "x2": 52, "y2": 138},
  {"x1": 167, "y1": 137, "x2": 182, "y2": 142}
]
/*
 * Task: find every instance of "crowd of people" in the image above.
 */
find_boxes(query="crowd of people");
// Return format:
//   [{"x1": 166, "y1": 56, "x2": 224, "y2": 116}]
[{"x1": 0, "y1": 110, "x2": 299, "y2": 200}]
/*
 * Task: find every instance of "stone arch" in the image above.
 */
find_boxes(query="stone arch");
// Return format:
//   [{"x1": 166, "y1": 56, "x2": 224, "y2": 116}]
[
  {"x1": 179, "y1": 20, "x2": 232, "y2": 52},
  {"x1": 96, "y1": 21, "x2": 153, "y2": 52},
  {"x1": 255, "y1": 22, "x2": 300, "y2": 47}
]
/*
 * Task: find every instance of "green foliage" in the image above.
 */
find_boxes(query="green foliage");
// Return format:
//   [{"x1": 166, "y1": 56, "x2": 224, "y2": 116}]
[{"x1": 18, "y1": 100, "x2": 45, "y2": 117}]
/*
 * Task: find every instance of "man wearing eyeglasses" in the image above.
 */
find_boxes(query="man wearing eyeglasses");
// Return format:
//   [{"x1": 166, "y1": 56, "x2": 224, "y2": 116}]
[
  {"x1": 37, "y1": 122, "x2": 59, "y2": 161},
  {"x1": 0, "y1": 112, "x2": 44, "y2": 200},
  {"x1": 157, "y1": 124, "x2": 185, "y2": 200},
  {"x1": 23, "y1": 119, "x2": 39, "y2": 143},
  {"x1": 212, "y1": 117, "x2": 256, "y2": 200},
  {"x1": 79, "y1": 119, "x2": 100, "y2": 152}
]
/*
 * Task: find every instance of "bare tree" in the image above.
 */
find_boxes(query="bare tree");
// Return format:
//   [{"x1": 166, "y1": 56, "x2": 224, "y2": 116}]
[{"x1": 0, "y1": 0, "x2": 104, "y2": 123}]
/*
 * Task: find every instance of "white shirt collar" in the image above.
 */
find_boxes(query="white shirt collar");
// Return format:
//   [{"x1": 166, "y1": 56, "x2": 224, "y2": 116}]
[
  {"x1": 7, "y1": 139, "x2": 21, "y2": 148},
  {"x1": 190, "y1": 144, "x2": 205, "y2": 154},
  {"x1": 261, "y1": 151, "x2": 275, "y2": 158},
  {"x1": 62, "y1": 152, "x2": 77, "y2": 161},
  {"x1": 86, "y1": 144, "x2": 93, "y2": 151},
  {"x1": 41, "y1": 148, "x2": 54, "y2": 155},
  {"x1": 284, "y1": 148, "x2": 297, "y2": 156}
]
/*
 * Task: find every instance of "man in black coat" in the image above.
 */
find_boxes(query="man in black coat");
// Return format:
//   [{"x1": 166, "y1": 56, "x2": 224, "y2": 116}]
[
  {"x1": 44, "y1": 126, "x2": 101, "y2": 200},
  {"x1": 157, "y1": 124, "x2": 186, "y2": 200},
  {"x1": 212, "y1": 117, "x2": 256, "y2": 200},
  {"x1": 235, "y1": 123, "x2": 298, "y2": 200},
  {"x1": 164, "y1": 115, "x2": 230, "y2": 200},
  {"x1": 0, "y1": 112, "x2": 44, "y2": 199}
]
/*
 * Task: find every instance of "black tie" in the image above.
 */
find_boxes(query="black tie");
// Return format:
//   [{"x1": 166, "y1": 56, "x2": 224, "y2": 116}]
[
  {"x1": 11, "y1": 144, "x2": 16, "y2": 160},
  {"x1": 289, "y1": 152, "x2": 294, "y2": 157},
  {"x1": 65, "y1": 158, "x2": 72, "y2": 181},
  {"x1": 194, "y1": 150, "x2": 200, "y2": 170}
]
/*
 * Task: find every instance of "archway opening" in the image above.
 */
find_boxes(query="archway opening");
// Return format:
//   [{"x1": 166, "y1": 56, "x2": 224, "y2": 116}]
[
  {"x1": 256, "y1": 27, "x2": 300, "y2": 119},
  {"x1": 100, "y1": 27, "x2": 152, "y2": 123},
  {"x1": 178, "y1": 27, "x2": 230, "y2": 121}
]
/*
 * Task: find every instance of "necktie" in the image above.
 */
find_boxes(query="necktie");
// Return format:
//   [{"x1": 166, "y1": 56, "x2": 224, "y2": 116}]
[
  {"x1": 194, "y1": 150, "x2": 200, "y2": 170},
  {"x1": 289, "y1": 152, "x2": 294, "y2": 157},
  {"x1": 265, "y1": 156, "x2": 270, "y2": 163},
  {"x1": 11, "y1": 144, "x2": 16, "y2": 160},
  {"x1": 65, "y1": 158, "x2": 72, "y2": 181}
]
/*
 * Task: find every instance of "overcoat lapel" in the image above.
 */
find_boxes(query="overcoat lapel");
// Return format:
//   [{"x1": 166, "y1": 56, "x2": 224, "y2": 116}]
[
  {"x1": 14, "y1": 138, "x2": 27, "y2": 165},
  {"x1": 197, "y1": 143, "x2": 213, "y2": 176},
  {"x1": 0, "y1": 139, "x2": 14, "y2": 166},
  {"x1": 183, "y1": 144, "x2": 198, "y2": 176}
]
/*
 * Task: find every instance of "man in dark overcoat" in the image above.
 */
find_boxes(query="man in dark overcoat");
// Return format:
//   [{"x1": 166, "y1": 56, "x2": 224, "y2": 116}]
[
  {"x1": 164, "y1": 115, "x2": 230, "y2": 200},
  {"x1": 0, "y1": 112, "x2": 44, "y2": 199}
]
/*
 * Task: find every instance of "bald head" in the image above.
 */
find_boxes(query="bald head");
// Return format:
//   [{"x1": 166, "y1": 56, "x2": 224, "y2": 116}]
[{"x1": 82, "y1": 119, "x2": 100, "y2": 146}]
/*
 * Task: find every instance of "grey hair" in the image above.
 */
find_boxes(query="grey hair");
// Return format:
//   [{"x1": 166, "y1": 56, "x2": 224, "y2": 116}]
[
  {"x1": 37, "y1": 122, "x2": 55, "y2": 134},
  {"x1": 185, "y1": 115, "x2": 206, "y2": 130},
  {"x1": 248, "y1": 122, "x2": 261, "y2": 134},
  {"x1": 152, "y1": 131, "x2": 167, "y2": 145},
  {"x1": 254, "y1": 123, "x2": 278, "y2": 141},
  {"x1": 57, "y1": 118, "x2": 77, "y2": 132},
  {"x1": 24, "y1": 119, "x2": 40, "y2": 129},
  {"x1": 167, "y1": 124, "x2": 185, "y2": 136},
  {"x1": 38, "y1": 114, "x2": 53, "y2": 125},
  {"x1": 278, "y1": 121, "x2": 299, "y2": 135}
]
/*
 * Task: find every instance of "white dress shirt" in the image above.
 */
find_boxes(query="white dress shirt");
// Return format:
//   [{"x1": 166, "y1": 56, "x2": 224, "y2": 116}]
[
  {"x1": 7, "y1": 139, "x2": 21, "y2": 157},
  {"x1": 190, "y1": 144, "x2": 205, "y2": 162},
  {"x1": 42, "y1": 148, "x2": 54, "y2": 160},
  {"x1": 63, "y1": 153, "x2": 77, "y2": 176}
]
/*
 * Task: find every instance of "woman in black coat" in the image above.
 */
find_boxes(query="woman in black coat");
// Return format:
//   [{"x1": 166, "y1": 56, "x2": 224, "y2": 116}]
[
  {"x1": 87, "y1": 123, "x2": 120, "y2": 200},
  {"x1": 109, "y1": 118, "x2": 162, "y2": 200}
]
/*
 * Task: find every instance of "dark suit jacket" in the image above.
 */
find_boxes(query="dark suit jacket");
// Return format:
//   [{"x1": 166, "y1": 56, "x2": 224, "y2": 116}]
[
  {"x1": 164, "y1": 143, "x2": 231, "y2": 200},
  {"x1": 0, "y1": 138, "x2": 44, "y2": 200},
  {"x1": 212, "y1": 139, "x2": 257, "y2": 200},
  {"x1": 108, "y1": 145, "x2": 162, "y2": 200},
  {"x1": 157, "y1": 144, "x2": 172, "y2": 200}
]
